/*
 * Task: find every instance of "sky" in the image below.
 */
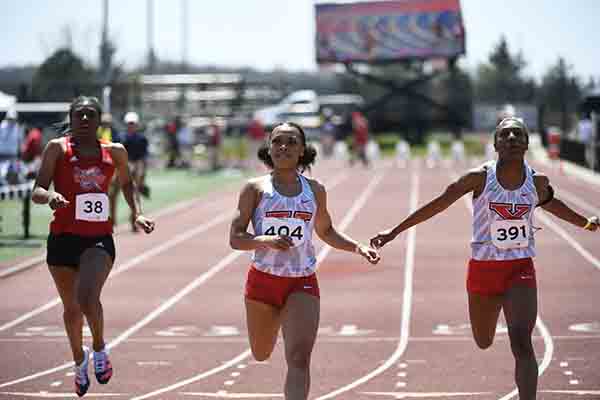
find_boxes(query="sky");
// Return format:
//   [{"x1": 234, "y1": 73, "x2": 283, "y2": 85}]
[{"x1": 1, "y1": 0, "x2": 599, "y2": 83}]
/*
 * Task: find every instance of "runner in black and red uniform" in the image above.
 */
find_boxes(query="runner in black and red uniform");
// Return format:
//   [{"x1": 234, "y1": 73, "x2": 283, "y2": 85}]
[{"x1": 32, "y1": 96, "x2": 155, "y2": 397}]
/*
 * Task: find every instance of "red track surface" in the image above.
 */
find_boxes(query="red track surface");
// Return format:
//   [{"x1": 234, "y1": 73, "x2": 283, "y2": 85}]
[{"x1": 1, "y1": 158, "x2": 599, "y2": 399}]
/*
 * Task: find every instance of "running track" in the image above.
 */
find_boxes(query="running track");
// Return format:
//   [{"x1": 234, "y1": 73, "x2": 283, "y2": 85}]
[{"x1": 0, "y1": 156, "x2": 599, "y2": 399}]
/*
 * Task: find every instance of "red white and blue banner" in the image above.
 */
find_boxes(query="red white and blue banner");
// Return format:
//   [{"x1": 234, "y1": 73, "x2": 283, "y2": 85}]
[{"x1": 315, "y1": 0, "x2": 466, "y2": 63}]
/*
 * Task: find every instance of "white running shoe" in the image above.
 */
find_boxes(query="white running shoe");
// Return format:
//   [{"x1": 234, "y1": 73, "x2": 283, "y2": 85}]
[
  {"x1": 93, "y1": 346, "x2": 113, "y2": 384},
  {"x1": 74, "y1": 346, "x2": 90, "y2": 397}
]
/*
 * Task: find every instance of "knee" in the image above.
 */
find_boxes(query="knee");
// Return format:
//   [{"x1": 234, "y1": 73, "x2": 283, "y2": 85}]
[
  {"x1": 251, "y1": 349, "x2": 272, "y2": 362},
  {"x1": 63, "y1": 304, "x2": 82, "y2": 322},
  {"x1": 286, "y1": 343, "x2": 312, "y2": 369},
  {"x1": 509, "y1": 328, "x2": 534, "y2": 357},
  {"x1": 77, "y1": 293, "x2": 100, "y2": 315},
  {"x1": 473, "y1": 335, "x2": 494, "y2": 350}
]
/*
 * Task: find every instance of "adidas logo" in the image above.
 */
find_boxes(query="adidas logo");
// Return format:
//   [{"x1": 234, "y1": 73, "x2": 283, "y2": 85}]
[
  {"x1": 70, "y1": 156, "x2": 78, "y2": 162},
  {"x1": 95, "y1": 242, "x2": 104, "y2": 247}
]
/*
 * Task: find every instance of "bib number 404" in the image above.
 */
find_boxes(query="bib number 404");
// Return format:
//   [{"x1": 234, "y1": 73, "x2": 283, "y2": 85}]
[{"x1": 262, "y1": 218, "x2": 306, "y2": 247}]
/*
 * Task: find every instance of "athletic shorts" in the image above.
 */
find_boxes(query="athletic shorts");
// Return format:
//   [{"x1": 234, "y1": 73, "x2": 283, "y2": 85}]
[
  {"x1": 245, "y1": 265, "x2": 320, "y2": 308},
  {"x1": 467, "y1": 257, "x2": 536, "y2": 296},
  {"x1": 47, "y1": 233, "x2": 115, "y2": 268}
]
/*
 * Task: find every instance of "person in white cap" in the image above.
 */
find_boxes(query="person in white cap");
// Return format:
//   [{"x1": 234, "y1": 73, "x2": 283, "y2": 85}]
[
  {"x1": 0, "y1": 108, "x2": 24, "y2": 161},
  {"x1": 121, "y1": 112, "x2": 149, "y2": 232}
]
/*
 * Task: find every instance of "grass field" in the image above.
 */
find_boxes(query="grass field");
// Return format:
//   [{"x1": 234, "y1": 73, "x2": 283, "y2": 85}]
[{"x1": 0, "y1": 167, "x2": 250, "y2": 264}]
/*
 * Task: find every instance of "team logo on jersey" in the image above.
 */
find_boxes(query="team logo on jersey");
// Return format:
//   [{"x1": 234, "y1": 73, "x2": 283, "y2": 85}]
[
  {"x1": 265, "y1": 210, "x2": 313, "y2": 222},
  {"x1": 74, "y1": 166, "x2": 106, "y2": 191},
  {"x1": 489, "y1": 202, "x2": 531, "y2": 220}
]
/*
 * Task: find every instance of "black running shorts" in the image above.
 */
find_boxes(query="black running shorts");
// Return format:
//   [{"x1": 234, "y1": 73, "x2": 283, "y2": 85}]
[{"x1": 46, "y1": 233, "x2": 115, "y2": 268}]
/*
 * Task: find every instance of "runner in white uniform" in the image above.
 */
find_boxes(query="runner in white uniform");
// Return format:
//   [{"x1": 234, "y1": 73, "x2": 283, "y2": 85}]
[
  {"x1": 370, "y1": 117, "x2": 598, "y2": 400},
  {"x1": 230, "y1": 122, "x2": 380, "y2": 400}
]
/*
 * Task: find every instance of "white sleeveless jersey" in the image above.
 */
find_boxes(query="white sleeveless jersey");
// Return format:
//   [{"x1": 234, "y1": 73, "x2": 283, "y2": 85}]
[
  {"x1": 471, "y1": 160, "x2": 539, "y2": 261},
  {"x1": 251, "y1": 174, "x2": 317, "y2": 277}
]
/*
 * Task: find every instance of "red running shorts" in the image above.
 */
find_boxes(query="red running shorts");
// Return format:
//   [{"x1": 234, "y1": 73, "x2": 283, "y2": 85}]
[
  {"x1": 467, "y1": 257, "x2": 536, "y2": 296},
  {"x1": 245, "y1": 265, "x2": 320, "y2": 308}
]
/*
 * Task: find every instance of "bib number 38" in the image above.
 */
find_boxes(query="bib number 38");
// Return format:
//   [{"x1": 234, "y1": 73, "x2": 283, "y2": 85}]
[
  {"x1": 262, "y1": 218, "x2": 305, "y2": 247},
  {"x1": 75, "y1": 193, "x2": 109, "y2": 222},
  {"x1": 491, "y1": 220, "x2": 529, "y2": 249}
]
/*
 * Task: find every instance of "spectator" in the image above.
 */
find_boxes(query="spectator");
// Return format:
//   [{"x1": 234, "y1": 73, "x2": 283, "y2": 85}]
[
  {"x1": 349, "y1": 109, "x2": 369, "y2": 167},
  {"x1": 0, "y1": 108, "x2": 24, "y2": 161},
  {"x1": 247, "y1": 117, "x2": 266, "y2": 170},
  {"x1": 165, "y1": 117, "x2": 181, "y2": 168},
  {"x1": 122, "y1": 112, "x2": 150, "y2": 232},
  {"x1": 20, "y1": 126, "x2": 44, "y2": 179},
  {"x1": 578, "y1": 112, "x2": 594, "y2": 169}
]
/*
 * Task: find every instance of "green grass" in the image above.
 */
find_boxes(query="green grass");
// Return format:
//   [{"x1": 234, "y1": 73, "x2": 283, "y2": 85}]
[{"x1": 0, "y1": 167, "x2": 250, "y2": 264}]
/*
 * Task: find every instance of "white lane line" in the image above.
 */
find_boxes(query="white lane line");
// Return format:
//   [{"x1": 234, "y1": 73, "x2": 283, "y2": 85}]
[
  {"x1": 555, "y1": 188, "x2": 600, "y2": 216},
  {"x1": 131, "y1": 170, "x2": 384, "y2": 399},
  {"x1": 535, "y1": 211, "x2": 600, "y2": 271},
  {"x1": 0, "y1": 392, "x2": 126, "y2": 398},
  {"x1": 541, "y1": 390, "x2": 600, "y2": 395},
  {"x1": 316, "y1": 172, "x2": 385, "y2": 266},
  {"x1": 181, "y1": 393, "x2": 284, "y2": 398},
  {"x1": 449, "y1": 172, "x2": 555, "y2": 400},
  {"x1": 315, "y1": 172, "x2": 419, "y2": 400},
  {"x1": 0, "y1": 211, "x2": 232, "y2": 332},
  {"x1": 360, "y1": 392, "x2": 489, "y2": 398}
]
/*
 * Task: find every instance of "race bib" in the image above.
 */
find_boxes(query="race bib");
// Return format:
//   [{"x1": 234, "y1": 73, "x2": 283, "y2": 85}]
[
  {"x1": 75, "y1": 193, "x2": 109, "y2": 222},
  {"x1": 491, "y1": 220, "x2": 530, "y2": 249},
  {"x1": 262, "y1": 217, "x2": 306, "y2": 247}
]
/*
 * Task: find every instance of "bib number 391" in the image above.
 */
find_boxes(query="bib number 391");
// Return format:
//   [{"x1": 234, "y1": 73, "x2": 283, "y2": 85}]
[
  {"x1": 491, "y1": 220, "x2": 529, "y2": 249},
  {"x1": 263, "y1": 218, "x2": 305, "y2": 247},
  {"x1": 75, "y1": 193, "x2": 109, "y2": 222}
]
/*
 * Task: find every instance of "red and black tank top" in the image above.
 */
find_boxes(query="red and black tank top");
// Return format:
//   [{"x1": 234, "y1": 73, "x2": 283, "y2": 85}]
[{"x1": 49, "y1": 136, "x2": 115, "y2": 236}]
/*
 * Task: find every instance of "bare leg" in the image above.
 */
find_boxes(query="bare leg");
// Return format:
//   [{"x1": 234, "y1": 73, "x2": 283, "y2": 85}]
[
  {"x1": 245, "y1": 298, "x2": 281, "y2": 361},
  {"x1": 468, "y1": 292, "x2": 503, "y2": 349},
  {"x1": 281, "y1": 292, "x2": 319, "y2": 400},
  {"x1": 503, "y1": 285, "x2": 538, "y2": 400},
  {"x1": 48, "y1": 266, "x2": 85, "y2": 364},
  {"x1": 78, "y1": 248, "x2": 113, "y2": 352}
]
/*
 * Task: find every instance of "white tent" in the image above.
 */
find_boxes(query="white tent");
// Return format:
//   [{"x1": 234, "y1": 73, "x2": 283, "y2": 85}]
[{"x1": 0, "y1": 91, "x2": 16, "y2": 111}]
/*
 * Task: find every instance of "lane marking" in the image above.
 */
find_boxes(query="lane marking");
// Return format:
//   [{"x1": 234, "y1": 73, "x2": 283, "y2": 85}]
[
  {"x1": 360, "y1": 392, "x2": 490, "y2": 398},
  {"x1": 0, "y1": 393, "x2": 126, "y2": 398},
  {"x1": 180, "y1": 393, "x2": 283, "y2": 398},
  {"x1": 315, "y1": 172, "x2": 419, "y2": 400}
]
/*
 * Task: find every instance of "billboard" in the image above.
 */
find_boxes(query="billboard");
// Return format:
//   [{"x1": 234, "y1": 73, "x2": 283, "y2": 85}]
[{"x1": 315, "y1": 0, "x2": 465, "y2": 64}]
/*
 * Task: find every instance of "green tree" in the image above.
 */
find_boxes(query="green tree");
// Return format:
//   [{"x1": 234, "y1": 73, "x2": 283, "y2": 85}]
[
  {"x1": 32, "y1": 48, "x2": 94, "y2": 101},
  {"x1": 475, "y1": 36, "x2": 535, "y2": 103},
  {"x1": 538, "y1": 57, "x2": 582, "y2": 131}
]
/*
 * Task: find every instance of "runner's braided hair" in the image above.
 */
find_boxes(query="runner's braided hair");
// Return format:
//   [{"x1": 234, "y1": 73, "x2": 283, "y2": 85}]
[{"x1": 257, "y1": 122, "x2": 317, "y2": 173}]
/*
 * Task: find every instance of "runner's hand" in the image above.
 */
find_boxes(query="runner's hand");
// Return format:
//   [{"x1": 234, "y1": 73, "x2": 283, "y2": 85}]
[
  {"x1": 135, "y1": 215, "x2": 155, "y2": 234},
  {"x1": 370, "y1": 229, "x2": 397, "y2": 249},
  {"x1": 48, "y1": 192, "x2": 70, "y2": 210},
  {"x1": 257, "y1": 235, "x2": 293, "y2": 251},
  {"x1": 585, "y1": 216, "x2": 599, "y2": 232},
  {"x1": 356, "y1": 243, "x2": 380, "y2": 264}
]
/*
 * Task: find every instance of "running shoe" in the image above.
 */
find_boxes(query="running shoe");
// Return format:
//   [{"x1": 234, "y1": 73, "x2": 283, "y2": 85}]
[
  {"x1": 93, "y1": 346, "x2": 113, "y2": 384},
  {"x1": 74, "y1": 346, "x2": 90, "y2": 397}
]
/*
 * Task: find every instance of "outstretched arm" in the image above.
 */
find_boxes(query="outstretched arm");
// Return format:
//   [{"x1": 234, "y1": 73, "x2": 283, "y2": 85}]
[
  {"x1": 535, "y1": 175, "x2": 599, "y2": 231},
  {"x1": 311, "y1": 180, "x2": 380, "y2": 264},
  {"x1": 371, "y1": 170, "x2": 484, "y2": 248}
]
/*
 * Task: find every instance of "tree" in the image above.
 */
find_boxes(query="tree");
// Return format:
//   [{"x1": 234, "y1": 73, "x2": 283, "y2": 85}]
[
  {"x1": 474, "y1": 36, "x2": 535, "y2": 103},
  {"x1": 32, "y1": 48, "x2": 94, "y2": 101},
  {"x1": 538, "y1": 57, "x2": 582, "y2": 132}
]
